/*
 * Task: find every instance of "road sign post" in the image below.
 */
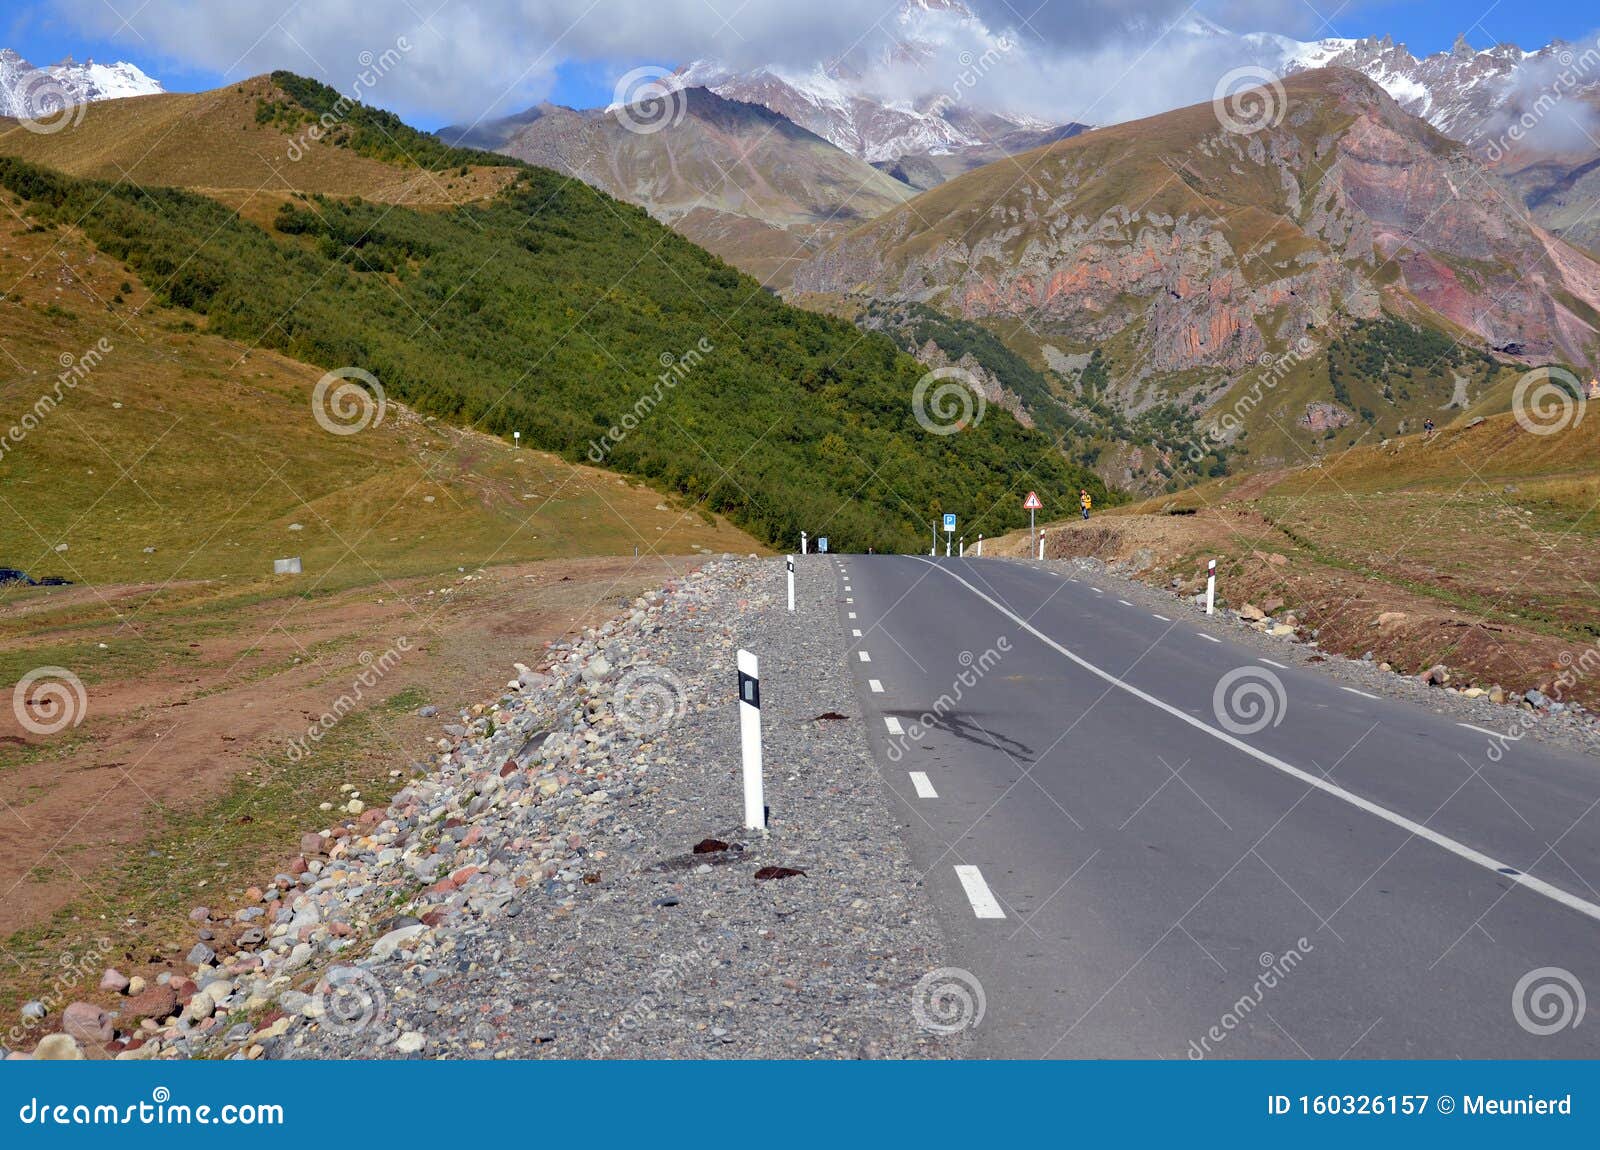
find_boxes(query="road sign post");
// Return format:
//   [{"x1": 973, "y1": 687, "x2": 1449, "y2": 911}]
[
  {"x1": 943, "y1": 513, "x2": 956, "y2": 557},
  {"x1": 818, "y1": 537, "x2": 829, "y2": 554},
  {"x1": 1024, "y1": 491, "x2": 1042, "y2": 540},
  {"x1": 737, "y1": 650, "x2": 766, "y2": 830}
]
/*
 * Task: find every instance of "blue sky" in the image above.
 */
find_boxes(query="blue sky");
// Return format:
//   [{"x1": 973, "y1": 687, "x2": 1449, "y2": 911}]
[{"x1": 3, "y1": 0, "x2": 1594, "y2": 129}]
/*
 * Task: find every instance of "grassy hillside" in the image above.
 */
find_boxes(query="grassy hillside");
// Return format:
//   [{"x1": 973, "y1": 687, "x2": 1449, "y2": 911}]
[
  {"x1": 0, "y1": 76, "x2": 1105, "y2": 551},
  {"x1": 0, "y1": 194, "x2": 753, "y2": 587}
]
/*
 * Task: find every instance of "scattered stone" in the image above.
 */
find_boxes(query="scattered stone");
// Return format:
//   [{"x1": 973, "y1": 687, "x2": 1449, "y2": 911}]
[
  {"x1": 1421, "y1": 665, "x2": 1449, "y2": 687},
  {"x1": 122, "y1": 985, "x2": 178, "y2": 1022},
  {"x1": 62, "y1": 1001, "x2": 114, "y2": 1044},
  {"x1": 187, "y1": 942, "x2": 216, "y2": 967},
  {"x1": 754, "y1": 866, "x2": 806, "y2": 882},
  {"x1": 33, "y1": 1035, "x2": 85, "y2": 1060},
  {"x1": 395, "y1": 1031, "x2": 426, "y2": 1054},
  {"x1": 99, "y1": 968, "x2": 130, "y2": 993}
]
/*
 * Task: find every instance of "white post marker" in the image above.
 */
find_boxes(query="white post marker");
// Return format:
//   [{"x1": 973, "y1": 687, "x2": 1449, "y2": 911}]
[
  {"x1": 1205, "y1": 559, "x2": 1217, "y2": 616},
  {"x1": 737, "y1": 649, "x2": 766, "y2": 830},
  {"x1": 959, "y1": 536, "x2": 965, "y2": 558},
  {"x1": 786, "y1": 555, "x2": 795, "y2": 613},
  {"x1": 976, "y1": 533, "x2": 983, "y2": 556},
  {"x1": 1037, "y1": 530, "x2": 1045, "y2": 561},
  {"x1": 800, "y1": 531, "x2": 807, "y2": 555}
]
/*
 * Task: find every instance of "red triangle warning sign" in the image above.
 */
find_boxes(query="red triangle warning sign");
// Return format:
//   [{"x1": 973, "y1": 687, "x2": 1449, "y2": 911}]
[{"x1": 1023, "y1": 491, "x2": 1043, "y2": 510}]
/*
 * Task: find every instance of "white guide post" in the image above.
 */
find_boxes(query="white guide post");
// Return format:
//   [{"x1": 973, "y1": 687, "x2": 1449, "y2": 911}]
[
  {"x1": 976, "y1": 534, "x2": 983, "y2": 557},
  {"x1": 1205, "y1": 559, "x2": 1217, "y2": 616},
  {"x1": 786, "y1": 555, "x2": 795, "y2": 612},
  {"x1": 737, "y1": 650, "x2": 766, "y2": 830},
  {"x1": 1037, "y1": 530, "x2": 1045, "y2": 561}
]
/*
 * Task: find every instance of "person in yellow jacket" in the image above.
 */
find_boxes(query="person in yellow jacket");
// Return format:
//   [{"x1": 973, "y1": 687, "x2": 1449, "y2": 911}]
[{"x1": 1079, "y1": 488, "x2": 1092, "y2": 520}]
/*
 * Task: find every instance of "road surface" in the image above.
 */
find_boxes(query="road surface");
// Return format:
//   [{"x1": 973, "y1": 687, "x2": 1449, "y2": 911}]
[{"x1": 831, "y1": 553, "x2": 1600, "y2": 1058}]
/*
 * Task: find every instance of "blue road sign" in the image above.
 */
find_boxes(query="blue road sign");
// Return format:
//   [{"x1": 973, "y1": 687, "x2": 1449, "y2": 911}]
[
  {"x1": 818, "y1": 537, "x2": 829, "y2": 553},
  {"x1": 942, "y1": 513, "x2": 957, "y2": 532}
]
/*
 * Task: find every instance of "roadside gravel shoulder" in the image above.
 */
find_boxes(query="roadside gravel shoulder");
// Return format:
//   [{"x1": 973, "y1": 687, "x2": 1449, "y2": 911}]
[{"x1": 235, "y1": 555, "x2": 957, "y2": 1060}]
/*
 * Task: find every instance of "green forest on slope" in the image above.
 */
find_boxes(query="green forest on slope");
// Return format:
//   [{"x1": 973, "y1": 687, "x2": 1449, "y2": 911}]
[{"x1": 0, "y1": 92, "x2": 1105, "y2": 552}]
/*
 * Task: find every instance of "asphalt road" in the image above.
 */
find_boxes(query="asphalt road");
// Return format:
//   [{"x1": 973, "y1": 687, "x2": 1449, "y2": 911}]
[{"x1": 830, "y1": 553, "x2": 1600, "y2": 1059}]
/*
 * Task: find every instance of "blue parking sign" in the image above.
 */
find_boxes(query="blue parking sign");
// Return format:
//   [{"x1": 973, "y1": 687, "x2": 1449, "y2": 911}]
[
  {"x1": 942, "y1": 514, "x2": 957, "y2": 532},
  {"x1": 818, "y1": 537, "x2": 829, "y2": 553}
]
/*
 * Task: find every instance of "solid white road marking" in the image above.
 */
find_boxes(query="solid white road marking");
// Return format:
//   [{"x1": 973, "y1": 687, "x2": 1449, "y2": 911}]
[
  {"x1": 852, "y1": 628, "x2": 862, "y2": 637},
  {"x1": 909, "y1": 771, "x2": 938, "y2": 799},
  {"x1": 1198, "y1": 633, "x2": 1221, "y2": 643},
  {"x1": 858, "y1": 651, "x2": 871, "y2": 662},
  {"x1": 869, "y1": 679, "x2": 884, "y2": 693},
  {"x1": 1151, "y1": 613, "x2": 1171, "y2": 622},
  {"x1": 915, "y1": 557, "x2": 1600, "y2": 927},
  {"x1": 1259, "y1": 658, "x2": 1288, "y2": 669},
  {"x1": 884, "y1": 716, "x2": 905, "y2": 735},
  {"x1": 1341, "y1": 686, "x2": 1381, "y2": 700},
  {"x1": 954, "y1": 865, "x2": 1007, "y2": 919},
  {"x1": 1457, "y1": 722, "x2": 1510, "y2": 739}
]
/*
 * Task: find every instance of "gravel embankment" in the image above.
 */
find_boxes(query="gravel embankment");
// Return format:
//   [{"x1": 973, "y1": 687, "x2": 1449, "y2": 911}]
[
  {"x1": 75, "y1": 556, "x2": 952, "y2": 1061},
  {"x1": 1009, "y1": 553, "x2": 1600, "y2": 761}
]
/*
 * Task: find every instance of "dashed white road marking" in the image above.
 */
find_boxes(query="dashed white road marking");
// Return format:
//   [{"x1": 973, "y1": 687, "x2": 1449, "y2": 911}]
[
  {"x1": 858, "y1": 651, "x2": 871, "y2": 662},
  {"x1": 909, "y1": 771, "x2": 938, "y2": 799},
  {"x1": 1341, "y1": 686, "x2": 1381, "y2": 700},
  {"x1": 1198, "y1": 633, "x2": 1221, "y2": 643},
  {"x1": 1118, "y1": 599, "x2": 1133, "y2": 606},
  {"x1": 954, "y1": 865, "x2": 1007, "y2": 919},
  {"x1": 1458, "y1": 722, "x2": 1507, "y2": 739},
  {"x1": 1091, "y1": 587, "x2": 1104, "y2": 595},
  {"x1": 1259, "y1": 658, "x2": 1288, "y2": 669},
  {"x1": 846, "y1": 598, "x2": 854, "y2": 604},
  {"x1": 868, "y1": 679, "x2": 884, "y2": 693},
  {"x1": 917, "y1": 557, "x2": 1600, "y2": 928},
  {"x1": 848, "y1": 611, "x2": 857, "y2": 619},
  {"x1": 852, "y1": 628, "x2": 862, "y2": 637},
  {"x1": 884, "y1": 716, "x2": 905, "y2": 735},
  {"x1": 1151, "y1": 613, "x2": 1171, "y2": 622}
]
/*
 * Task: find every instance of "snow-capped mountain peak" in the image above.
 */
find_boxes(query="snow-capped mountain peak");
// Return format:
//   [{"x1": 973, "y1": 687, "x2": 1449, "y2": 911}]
[{"x1": 0, "y1": 48, "x2": 163, "y2": 120}]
